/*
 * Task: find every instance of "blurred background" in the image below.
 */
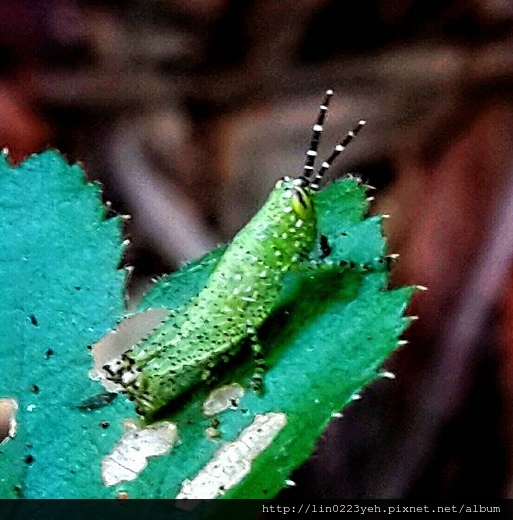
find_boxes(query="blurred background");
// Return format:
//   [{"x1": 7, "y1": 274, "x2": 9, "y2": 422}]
[{"x1": 1, "y1": 0, "x2": 513, "y2": 499}]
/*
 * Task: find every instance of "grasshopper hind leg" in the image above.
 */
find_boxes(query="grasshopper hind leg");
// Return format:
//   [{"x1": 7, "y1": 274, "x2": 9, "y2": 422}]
[{"x1": 248, "y1": 334, "x2": 267, "y2": 394}]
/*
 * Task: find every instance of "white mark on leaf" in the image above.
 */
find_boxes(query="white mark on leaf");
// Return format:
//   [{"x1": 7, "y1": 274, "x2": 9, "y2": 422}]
[
  {"x1": 176, "y1": 412, "x2": 287, "y2": 500},
  {"x1": 101, "y1": 420, "x2": 178, "y2": 486},
  {"x1": 202, "y1": 383, "x2": 245, "y2": 417},
  {"x1": 205, "y1": 426, "x2": 221, "y2": 439},
  {"x1": 0, "y1": 398, "x2": 18, "y2": 446}
]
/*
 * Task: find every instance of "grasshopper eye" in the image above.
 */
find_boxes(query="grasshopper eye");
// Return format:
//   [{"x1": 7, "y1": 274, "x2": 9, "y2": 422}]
[{"x1": 291, "y1": 187, "x2": 312, "y2": 218}]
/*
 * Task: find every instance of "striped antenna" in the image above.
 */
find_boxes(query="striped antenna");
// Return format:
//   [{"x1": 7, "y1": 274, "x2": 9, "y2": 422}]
[
  {"x1": 301, "y1": 89, "x2": 334, "y2": 179},
  {"x1": 310, "y1": 119, "x2": 366, "y2": 191}
]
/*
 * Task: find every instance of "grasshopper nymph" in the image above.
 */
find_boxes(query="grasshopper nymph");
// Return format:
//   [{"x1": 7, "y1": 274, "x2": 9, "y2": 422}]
[{"x1": 104, "y1": 90, "x2": 365, "y2": 417}]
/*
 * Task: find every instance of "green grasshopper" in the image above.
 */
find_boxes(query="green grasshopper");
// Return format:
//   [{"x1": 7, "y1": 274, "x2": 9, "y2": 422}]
[{"x1": 104, "y1": 90, "x2": 365, "y2": 417}]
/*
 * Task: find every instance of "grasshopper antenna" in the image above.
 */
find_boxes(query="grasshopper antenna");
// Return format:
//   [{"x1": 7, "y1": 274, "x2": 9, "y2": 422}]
[
  {"x1": 301, "y1": 89, "x2": 334, "y2": 181},
  {"x1": 310, "y1": 119, "x2": 366, "y2": 191}
]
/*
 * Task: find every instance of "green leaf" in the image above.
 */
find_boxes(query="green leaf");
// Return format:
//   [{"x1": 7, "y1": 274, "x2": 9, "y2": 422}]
[
  {"x1": 0, "y1": 154, "x2": 413, "y2": 501},
  {"x1": 111, "y1": 177, "x2": 415, "y2": 500},
  {"x1": 0, "y1": 150, "x2": 129, "y2": 498}
]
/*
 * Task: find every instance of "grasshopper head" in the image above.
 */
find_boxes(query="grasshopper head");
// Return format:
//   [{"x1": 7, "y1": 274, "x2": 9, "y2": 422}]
[{"x1": 274, "y1": 176, "x2": 314, "y2": 221}]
